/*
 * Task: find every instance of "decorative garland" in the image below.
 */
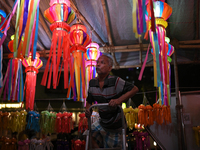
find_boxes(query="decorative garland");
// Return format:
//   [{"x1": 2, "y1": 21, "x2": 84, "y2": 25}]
[
  {"x1": 124, "y1": 104, "x2": 172, "y2": 129},
  {"x1": 78, "y1": 113, "x2": 88, "y2": 133}
]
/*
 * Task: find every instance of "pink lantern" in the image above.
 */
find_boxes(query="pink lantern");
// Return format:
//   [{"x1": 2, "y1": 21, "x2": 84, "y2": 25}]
[
  {"x1": 85, "y1": 42, "x2": 102, "y2": 90},
  {"x1": 22, "y1": 52, "x2": 43, "y2": 110}
]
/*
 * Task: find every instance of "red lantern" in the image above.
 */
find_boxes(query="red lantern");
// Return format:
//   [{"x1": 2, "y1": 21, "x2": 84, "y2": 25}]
[
  {"x1": 41, "y1": 0, "x2": 76, "y2": 89},
  {"x1": 22, "y1": 52, "x2": 43, "y2": 110}
]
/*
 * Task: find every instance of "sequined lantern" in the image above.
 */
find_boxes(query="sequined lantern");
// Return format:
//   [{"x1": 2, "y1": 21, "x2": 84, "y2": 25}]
[
  {"x1": 67, "y1": 23, "x2": 91, "y2": 101},
  {"x1": 22, "y1": 52, "x2": 43, "y2": 110},
  {"x1": 41, "y1": 0, "x2": 76, "y2": 89}
]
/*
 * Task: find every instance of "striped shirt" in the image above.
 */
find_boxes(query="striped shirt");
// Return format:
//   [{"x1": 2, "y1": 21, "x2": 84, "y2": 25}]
[{"x1": 87, "y1": 75, "x2": 134, "y2": 130}]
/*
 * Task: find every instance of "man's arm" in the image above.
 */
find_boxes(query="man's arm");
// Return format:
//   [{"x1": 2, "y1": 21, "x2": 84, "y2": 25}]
[
  {"x1": 109, "y1": 86, "x2": 139, "y2": 107},
  {"x1": 85, "y1": 101, "x2": 92, "y2": 118}
]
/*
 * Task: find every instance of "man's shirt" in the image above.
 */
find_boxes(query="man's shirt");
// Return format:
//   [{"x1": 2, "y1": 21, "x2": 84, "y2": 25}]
[{"x1": 86, "y1": 75, "x2": 134, "y2": 130}]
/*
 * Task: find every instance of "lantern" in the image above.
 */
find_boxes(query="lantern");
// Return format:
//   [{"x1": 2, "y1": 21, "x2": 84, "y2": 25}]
[
  {"x1": 146, "y1": 0, "x2": 173, "y2": 106},
  {"x1": 0, "y1": 10, "x2": 9, "y2": 88},
  {"x1": 41, "y1": 0, "x2": 76, "y2": 90},
  {"x1": 0, "y1": 10, "x2": 9, "y2": 32},
  {"x1": 11, "y1": 0, "x2": 40, "y2": 59},
  {"x1": 132, "y1": 0, "x2": 147, "y2": 38},
  {"x1": 0, "y1": 35, "x2": 24, "y2": 102},
  {"x1": 85, "y1": 42, "x2": 102, "y2": 91},
  {"x1": 22, "y1": 52, "x2": 43, "y2": 110},
  {"x1": 67, "y1": 23, "x2": 91, "y2": 101}
]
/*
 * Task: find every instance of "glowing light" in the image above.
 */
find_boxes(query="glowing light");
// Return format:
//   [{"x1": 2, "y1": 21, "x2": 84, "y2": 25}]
[
  {"x1": 165, "y1": 37, "x2": 170, "y2": 43},
  {"x1": 0, "y1": 102, "x2": 23, "y2": 108},
  {"x1": 154, "y1": 141, "x2": 157, "y2": 146},
  {"x1": 122, "y1": 103, "x2": 126, "y2": 109}
]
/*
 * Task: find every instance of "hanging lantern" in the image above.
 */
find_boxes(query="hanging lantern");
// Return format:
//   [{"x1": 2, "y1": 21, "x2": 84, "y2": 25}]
[
  {"x1": 41, "y1": 0, "x2": 76, "y2": 90},
  {"x1": 0, "y1": 35, "x2": 24, "y2": 102},
  {"x1": 11, "y1": 0, "x2": 40, "y2": 59},
  {"x1": 132, "y1": 0, "x2": 147, "y2": 38},
  {"x1": 0, "y1": 10, "x2": 9, "y2": 32},
  {"x1": 85, "y1": 42, "x2": 102, "y2": 91},
  {"x1": 67, "y1": 23, "x2": 91, "y2": 101},
  {"x1": 146, "y1": 0, "x2": 173, "y2": 106},
  {"x1": 0, "y1": 10, "x2": 9, "y2": 88},
  {"x1": 22, "y1": 52, "x2": 43, "y2": 110}
]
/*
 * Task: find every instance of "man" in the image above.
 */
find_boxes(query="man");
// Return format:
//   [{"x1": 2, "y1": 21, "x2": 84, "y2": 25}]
[{"x1": 85, "y1": 54, "x2": 139, "y2": 148}]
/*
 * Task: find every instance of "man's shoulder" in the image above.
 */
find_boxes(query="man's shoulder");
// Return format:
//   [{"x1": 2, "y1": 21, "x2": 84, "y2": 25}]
[
  {"x1": 89, "y1": 78, "x2": 98, "y2": 87},
  {"x1": 107, "y1": 75, "x2": 121, "y2": 83},
  {"x1": 107, "y1": 75, "x2": 119, "y2": 80}
]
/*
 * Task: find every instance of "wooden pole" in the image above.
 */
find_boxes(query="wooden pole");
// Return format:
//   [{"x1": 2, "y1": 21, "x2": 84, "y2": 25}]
[{"x1": 173, "y1": 49, "x2": 184, "y2": 150}]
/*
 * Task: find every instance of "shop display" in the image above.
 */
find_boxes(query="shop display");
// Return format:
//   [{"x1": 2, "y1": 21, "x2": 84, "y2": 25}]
[
  {"x1": 56, "y1": 112, "x2": 74, "y2": 134},
  {"x1": 132, "y1": 131, "x2": 150, "y2": 150},
  {"x1": 78, "y1": 113, "x2": 88, "y2": 133},
  {"x1": 26, "y1": 111, "x2": 40, "y2": 132}
]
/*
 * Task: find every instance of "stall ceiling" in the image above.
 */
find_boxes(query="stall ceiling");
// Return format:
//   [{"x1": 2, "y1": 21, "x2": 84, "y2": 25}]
[{"x1": 1, "y1": 0, "x2": 200, "y2": 72}]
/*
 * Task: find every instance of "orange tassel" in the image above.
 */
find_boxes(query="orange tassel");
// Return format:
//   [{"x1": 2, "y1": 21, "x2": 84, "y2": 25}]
[
  {"x1": 138, "y1": 104, "x2": 146, "y2": 126},
  {"x1": 146, "y1": 105, "x2": 153, "y2": 126}
]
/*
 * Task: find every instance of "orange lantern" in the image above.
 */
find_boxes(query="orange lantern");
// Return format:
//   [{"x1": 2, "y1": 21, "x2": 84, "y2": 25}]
[{"x1": 67, "y1": 23, "x2": 91, "y2": 101}]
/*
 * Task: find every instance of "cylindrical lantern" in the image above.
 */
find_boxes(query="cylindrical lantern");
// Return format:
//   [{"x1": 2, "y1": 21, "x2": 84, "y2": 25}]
[
  {"x1": 22, "y1": 52, "x2": 43, "y2": 110},
  {"x1": 0, "y1": 35, "x2": 24, "y2": 102},
  {"x1": 67, "y1": 23, "x2": 91, "y2": 101},
  {"x1": 41, "y1": 0, "x2": 76, "y2": 90},
  {"x1": 146, "y1": 0, "x2": 173, "y2": 106}
]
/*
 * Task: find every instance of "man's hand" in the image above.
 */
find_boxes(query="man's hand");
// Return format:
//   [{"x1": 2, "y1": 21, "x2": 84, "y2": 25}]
[
  {"x1": 108, "y1": 99, "x2": 119, "y2": 108},
  {"x1": 85, "y1": 109, "x2": 92, "y2": 118}
]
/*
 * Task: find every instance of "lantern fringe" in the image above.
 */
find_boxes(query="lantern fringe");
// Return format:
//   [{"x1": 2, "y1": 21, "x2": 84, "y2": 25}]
[
  {"x1": 0, "y1": 58, "x2": 24, "y2": 102},
  {"x1": 41, "y1": 30, "x2": 70, "y2": 89}
]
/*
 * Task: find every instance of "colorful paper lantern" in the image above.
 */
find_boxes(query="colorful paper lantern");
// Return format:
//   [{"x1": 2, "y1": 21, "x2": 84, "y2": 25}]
[
  {"x1": 0, "y1": 35, "x2": 24, "y2": 102},
  {"x1": 41, "y1": 0, "x2": 76, "y2": 90},
  {"x1": 0, "y1": 10, "x2": 9, "y2": 32},
  {"x1": 132, "y1": 0, "x2": 147, "y2": 38},
  {"x1": 0, "y1": 10, "x2": 9, "y2": 88},
  {"x1": 67, "y1": 23, "x2": 91, "y2": 101},
  {"x1": 12, "y1": 0, "x2": 40, "y2": 59},
  {"x1": 146, "y1": 0, "x2": 173, "y2": 106},
  {"x1": 85, "y1": 42, "x2": 102, "y2": 91},
  {"x1": 22, "y1": 52, "x2": 43, "y2": 110}
]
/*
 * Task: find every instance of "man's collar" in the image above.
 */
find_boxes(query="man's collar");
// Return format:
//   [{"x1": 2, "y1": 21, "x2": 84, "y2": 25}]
[{"x1": 95, "y1": 74, "x2": 110, "y2": 87}]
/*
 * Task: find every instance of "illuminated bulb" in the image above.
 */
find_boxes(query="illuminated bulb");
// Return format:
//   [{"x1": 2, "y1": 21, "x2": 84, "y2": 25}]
[
  {"x1": 165, "y1": 37, "x2": 170, "y2": 43},
  {"x1": 154, "y1": 141, "x2": 157, "y2": 146}
]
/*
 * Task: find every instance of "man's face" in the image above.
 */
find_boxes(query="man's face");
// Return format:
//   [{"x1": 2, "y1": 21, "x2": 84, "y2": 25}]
[{"x1": 96, "y1": 56, "x2": 112, "y2": 75}]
